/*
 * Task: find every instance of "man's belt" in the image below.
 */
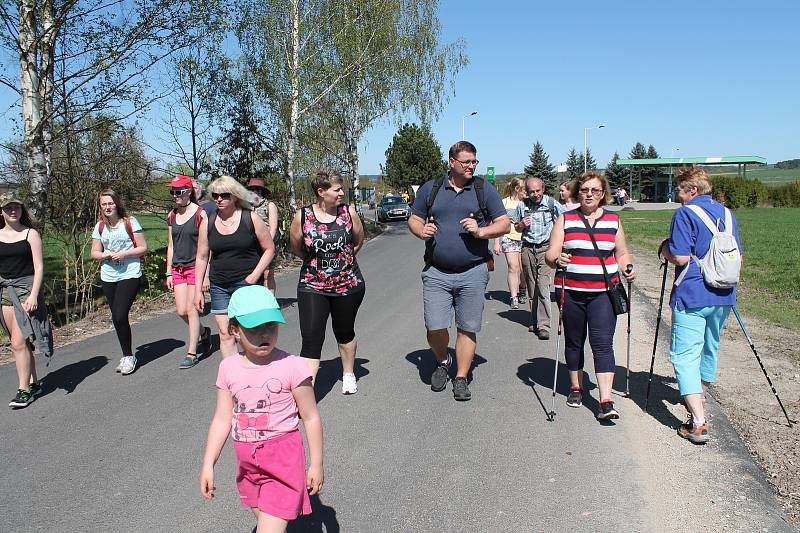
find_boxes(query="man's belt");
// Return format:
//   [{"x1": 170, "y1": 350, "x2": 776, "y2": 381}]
[
  {"x1": 430, "y1": 259, "x2": 487, "y2": 274},
  {"x1": 523, "y1": 240, "x2": 550, "y2": 248}
]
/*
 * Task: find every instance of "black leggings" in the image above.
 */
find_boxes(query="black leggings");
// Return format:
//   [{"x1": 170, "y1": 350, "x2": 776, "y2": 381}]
[
  {"x1": 298, "y1": 289, "x2": 365, "y2": 359},
  {"x1": 563, "y1": 289, "x2": 617, "y2": 374},
  {"x1": 101, "y1": 277, "x2": 140, "y2": 357}
]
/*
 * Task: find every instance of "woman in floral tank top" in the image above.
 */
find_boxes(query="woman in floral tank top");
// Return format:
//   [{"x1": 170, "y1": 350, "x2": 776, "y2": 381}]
[{"x1": 290, "y1": 169, "x2": 365, "y2": 394}]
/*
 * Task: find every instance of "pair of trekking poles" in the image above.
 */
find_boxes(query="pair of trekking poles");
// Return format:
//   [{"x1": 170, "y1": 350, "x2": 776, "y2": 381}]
[{"x1": 547, "y1": 247, "x2": 793, "y2": 427}]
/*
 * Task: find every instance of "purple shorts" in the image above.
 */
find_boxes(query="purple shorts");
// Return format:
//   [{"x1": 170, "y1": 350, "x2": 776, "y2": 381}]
[
  {"x1": 233, "y1": 430, "x2": 312, "y2": 520},
  {"x1": 171, "y1": 265, "x2": 196, "y2": 286}
]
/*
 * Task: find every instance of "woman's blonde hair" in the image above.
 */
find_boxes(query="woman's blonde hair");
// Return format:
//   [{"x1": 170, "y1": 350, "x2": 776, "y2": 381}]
[
  {"x1": 570, "y1": 171, "x2": 613, "y2": 206},
  {"x1": 208, "y1": 175, "x2": 258, "y2": 210},
  {"x1": 675, "y1": 167, "x2": 712, "y2": 195},
  {"x1": 503, "y1": 176, "x2": 525, "y2": 199}
]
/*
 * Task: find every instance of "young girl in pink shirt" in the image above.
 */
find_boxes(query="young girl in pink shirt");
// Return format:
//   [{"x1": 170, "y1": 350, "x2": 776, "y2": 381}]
[{"x1": 200, "y1": 285, "x2": 323, "y2": 532}]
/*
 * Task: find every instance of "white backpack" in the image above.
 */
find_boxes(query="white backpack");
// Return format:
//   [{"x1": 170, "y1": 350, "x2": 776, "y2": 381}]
[{"x1": 674, "y1": 204, "x2": 741, "y2": 289}]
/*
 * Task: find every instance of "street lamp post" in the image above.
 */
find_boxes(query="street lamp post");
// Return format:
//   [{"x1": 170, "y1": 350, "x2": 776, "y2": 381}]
[
  {"x1": 462, "y1": 111, "x2": 477, "y2": 140},
  {"x1": 583, "y1": 124, "x2": 606, "y2": 172},
  {"x1": 668, "y1": 148, "x2": 680, "y2": 201}
]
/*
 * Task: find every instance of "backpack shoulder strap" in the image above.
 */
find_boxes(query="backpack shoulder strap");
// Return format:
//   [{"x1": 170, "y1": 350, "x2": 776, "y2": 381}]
[
  {"x1": 547, "y1": 196, "x2": 557, "y2": 223},
  {"x1": 98, "y1": 220, "x2": 106, "y2": 235},
  {"x1": 194, "y1": 206, "x2": 203, "y2": 229},
  {"x1": 685, "y1": 205, "x2": 720, "y2": 234},
  {"x1": 168, "y1": 209, "x2": 176, "y2": 226},
  {"x1": 425, "y1": 175, "x2": 447, "y2": 219},
  {"x1": 124, "y1": 217, "x2": 136, "y2": 243},
  {"x1": 473, "y1": 177, "x2": 491, "y2": 221},
  {"x1": 723, "y1": 207, "x2": 733, "y2": 235}
]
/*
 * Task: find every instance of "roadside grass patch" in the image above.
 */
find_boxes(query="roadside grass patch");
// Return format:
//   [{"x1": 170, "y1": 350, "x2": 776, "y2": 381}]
[{"x1": 620, "y1": 208, "x2": 800, "y2": 331}]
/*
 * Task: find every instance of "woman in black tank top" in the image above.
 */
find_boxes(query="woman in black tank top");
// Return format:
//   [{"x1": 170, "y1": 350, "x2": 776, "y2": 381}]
[
  {"x1": 193, "y1": 176, "x2": 275, "y2": 358},
  {"x1": 0, "y1": 194, "x2": 48, "y2": 408},
  {"x1": 166, "y1": 175, "x2": 211, "y2": 369}
]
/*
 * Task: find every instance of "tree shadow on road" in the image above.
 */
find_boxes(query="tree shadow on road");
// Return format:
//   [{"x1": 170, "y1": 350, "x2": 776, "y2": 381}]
[
  {"x1": 314, "y1": 357, "x2": 370, "y2": 403},
  {"x1": 133, "y1": 338, "x2": 184, "y2": 368},
  {"x1": 405, "y1": 348, "x2": 487, "y2": 385},
  {"x1": 39, "y1": 355, "x2": 107, "y2": 396},
  {"x1": 286, "y1": 495, "x2": 340, "y2": 532}
]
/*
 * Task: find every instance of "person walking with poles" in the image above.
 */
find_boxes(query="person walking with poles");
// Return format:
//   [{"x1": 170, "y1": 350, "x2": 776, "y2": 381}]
[
  {"x1": 545, "y1": 172, "x2": 635, "y2": 420},
  {"x1": 516, "y1": 177, "x2": 565, "y2": 339},
  {"x1": 408, "y1": 140, "x2": 509, "y2": 401},
  {"x1": 661, "y1": 168, "x2": 741, "y2": 444},
  {"x1": 166, "y1": 175, "x2": 211, "y2": 369}
]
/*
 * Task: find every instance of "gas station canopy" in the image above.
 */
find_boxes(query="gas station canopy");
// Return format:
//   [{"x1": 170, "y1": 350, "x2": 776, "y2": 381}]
[{"x1": 615, "y1": 156, "x2": 766, "y2": 166}]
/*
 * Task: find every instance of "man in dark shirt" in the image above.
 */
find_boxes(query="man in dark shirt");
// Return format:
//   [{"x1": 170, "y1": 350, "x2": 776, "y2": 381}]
[{"x1": 408, "y1": 141, "x2": 510, "y2": 401}]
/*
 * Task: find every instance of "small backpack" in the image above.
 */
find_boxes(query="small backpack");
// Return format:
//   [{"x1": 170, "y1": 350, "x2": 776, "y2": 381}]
[
  {"x1": 674, "y1": 205, "x2": 741, "y2": 289},
  {"x1": 168, "y1": 207, "x2": 203, "y2": 229},
  {"x1": 98, "y1": 217, "x2": 145, "y2": 260}
]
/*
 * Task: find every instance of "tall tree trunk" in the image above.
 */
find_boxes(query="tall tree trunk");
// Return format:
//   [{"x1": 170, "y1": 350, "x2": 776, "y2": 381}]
[{"x1": 284, "y1": 0, "x2": 301, "y2": 210}]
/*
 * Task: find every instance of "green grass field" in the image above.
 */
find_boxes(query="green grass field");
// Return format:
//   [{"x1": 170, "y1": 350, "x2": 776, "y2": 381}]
[
  {"x1": 710, "y1": 167, "x2": 800, "y2": 187},
  {"x1": 620, "y1": 208, "x2": 800, "y2": 330}
]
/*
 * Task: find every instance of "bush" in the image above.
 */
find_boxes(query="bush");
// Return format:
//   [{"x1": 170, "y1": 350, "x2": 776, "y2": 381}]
[
  {"x1": 711, "y1": 176, "x2": 769, "y2": 208},
  {"x1": 768, "y1": 180, "x2": 800, "y2": 207}
]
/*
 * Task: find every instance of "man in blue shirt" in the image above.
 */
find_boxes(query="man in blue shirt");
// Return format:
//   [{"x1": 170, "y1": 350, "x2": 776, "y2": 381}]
[
  {"x1": 515, "y1": 177, "x2": 565, "y2": 339},
  {"x1": 408, "y1": 141, "x2": 510, "y2": 401}
]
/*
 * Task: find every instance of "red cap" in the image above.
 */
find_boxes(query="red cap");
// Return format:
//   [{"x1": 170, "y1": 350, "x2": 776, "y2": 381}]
[{"x1": 167, "y1": 175, "x2": 193, "y2": 189}]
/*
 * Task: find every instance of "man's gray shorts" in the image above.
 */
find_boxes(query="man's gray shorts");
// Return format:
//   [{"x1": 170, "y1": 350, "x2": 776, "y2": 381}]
[{"x1": 421, "y1": 262, "x2": 489, "y2": 333}]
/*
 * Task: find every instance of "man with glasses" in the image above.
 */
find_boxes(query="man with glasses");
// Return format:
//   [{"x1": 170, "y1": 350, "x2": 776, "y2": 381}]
[
  {"x1": 515, "y1": 177, "x2": 565, "y2": 339},
  {"x1": 408, "y1": 141, "x2": 509, "y2": 401}
]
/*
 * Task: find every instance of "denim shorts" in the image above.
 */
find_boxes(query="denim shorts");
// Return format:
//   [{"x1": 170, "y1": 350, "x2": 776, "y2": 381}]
[
  {"x1": 421, "y1": 262, "x2": 489, "y2": 333},
  {"x1": 209, "y1": 280, "x2": 251, "y2": 314}
]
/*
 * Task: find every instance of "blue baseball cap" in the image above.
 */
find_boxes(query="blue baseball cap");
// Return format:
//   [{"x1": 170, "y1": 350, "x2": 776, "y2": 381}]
[{"x1": 227, "y1": 285, "x2": 285, "y2": 328}]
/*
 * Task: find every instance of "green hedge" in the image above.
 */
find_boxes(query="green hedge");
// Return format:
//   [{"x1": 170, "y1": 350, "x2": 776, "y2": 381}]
[
  {"x1": 711, "y1": 175, "x2": 770, "y2": 208},
  {"x1": 768, "y1": 181, "x2": 800, "y2": 207}
]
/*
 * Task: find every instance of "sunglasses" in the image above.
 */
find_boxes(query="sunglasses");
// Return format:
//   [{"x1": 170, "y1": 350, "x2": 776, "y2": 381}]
[
  {"x1": 246, "y1": 186, "x2": 266, "y2": 193},
  {"x1": 170, "y1": 188, "x2": 190, "y2": 197},
  {"x1": 211, "y1": 192, "x2": 232, "y2": 200}
]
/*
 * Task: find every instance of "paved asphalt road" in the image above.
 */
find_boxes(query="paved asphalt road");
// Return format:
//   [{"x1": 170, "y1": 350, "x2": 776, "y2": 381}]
[{"x1": 1, "y1": 220, "x2": 791, "y2": 532}]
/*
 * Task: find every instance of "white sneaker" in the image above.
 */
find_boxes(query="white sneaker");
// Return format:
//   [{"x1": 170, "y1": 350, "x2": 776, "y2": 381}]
[
  {"x1": 341, "y1": 373, "x2": 357, "y2": 395},
  {"x1": 120, "y1": 356, "x2": 137, "y2": 375},
  {"x1": 115, "y1": 358, "x2": 125, "y2": 373}
]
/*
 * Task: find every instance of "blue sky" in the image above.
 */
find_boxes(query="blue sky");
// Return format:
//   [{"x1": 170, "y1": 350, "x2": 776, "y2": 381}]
[
  {"x1": 358, "y1": 0, "x2": 800, "y2": 174},
  {"x1": 0, "y1": 1, "x2": 797, "y2": 177}
]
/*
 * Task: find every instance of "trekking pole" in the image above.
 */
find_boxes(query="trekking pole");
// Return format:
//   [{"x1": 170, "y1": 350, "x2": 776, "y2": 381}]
[
  {"x1": 624, "y1": 264, "x2": 633, "y2": 397},
  {"x1": 731, "y1": 307, "x2": 793, "y2": 427},
  {"x1": 645, "y1": 242, "x2": 670, "y2": 412},
  {"x1": 548, "y1": 269, "x2": 567, "y2": 421}
]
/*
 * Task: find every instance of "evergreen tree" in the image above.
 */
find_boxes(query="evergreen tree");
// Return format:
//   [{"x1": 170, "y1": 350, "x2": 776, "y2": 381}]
[
  {"x1": 640, "y1": 144, "x2": 661, "y2": 195},
  {"x1": 383, "y1": 123, "x2": 447, "y2": 192},
  {"x1": 565, "y1": 147, "x2": 582, "y2": 180},
  {"x1": 577, "y1": 147, "x2": 597, "y2": 173},
  {"x1": 605, "y1": 151, "x2": 625, "y2": 189},
  {"x1": 627, "y1": 142, "x2": 648, "y2": 200},
  {"x1": 523, "y1": 141, "x2": 557, "y2": 191}
]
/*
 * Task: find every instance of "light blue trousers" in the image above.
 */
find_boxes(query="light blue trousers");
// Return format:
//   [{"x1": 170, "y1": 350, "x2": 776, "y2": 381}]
[{"x1": 669, "y1": 305, "x2": 731, "y2": 396}]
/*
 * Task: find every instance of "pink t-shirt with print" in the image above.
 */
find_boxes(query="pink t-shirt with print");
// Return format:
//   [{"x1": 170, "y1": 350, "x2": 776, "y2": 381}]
[{"x1": 215, "y1": 350, "x2": 312, "y2": 443}]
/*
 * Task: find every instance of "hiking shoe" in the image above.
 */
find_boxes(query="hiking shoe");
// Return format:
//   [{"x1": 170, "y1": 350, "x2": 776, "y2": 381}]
[
  {"x1": 510, "y1": 297, "x2": 520, "y2": 310},
  {"x1": 678, "y1": 422, "x2": 709, "y2": 444},
  {"x1": 9, "y1": 389, "x2": 33, "y2": 408},
  {"x1": 452, "y1": 377, "x2": 471, "y2": 401},
  {"x1": 430, "y1": 355, "x2": 451, "y2": 392},
  {"x1": 566, "y1": 387, "x2": 583, "y2": 408},
  {"x1": 28, "y1": 381, "x2": 43, "y2": 398},
  {"x1": 341, "y1": 373, "x2": 358, "y2": 395},
  {"x1": 115, "y1": 358, "x2": 125, "y2": 373},
  {"x1": 199, "y1": 326, "x2": 212, "y2": 357},
  {"x1": 120, "y1": 356, "x2": 137, "y2": 375},
  {"x1": 178, "y1": 354, "x2": 199, "y2": 369},
  {"x1": 536, "y1": 329, "x2": 550, "y2": 340},
  {"x1": 597, "y1": 400, "x2": 620, "y2": 420}
]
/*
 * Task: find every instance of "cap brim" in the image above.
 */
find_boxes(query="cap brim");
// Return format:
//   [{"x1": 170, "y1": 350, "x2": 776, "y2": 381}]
[
  {"x1": 235, "y1": 308, "x2": 286, "y2": 328},
  {"x1": 0, "y1": 198, "x2": 23, "y2": 207}
]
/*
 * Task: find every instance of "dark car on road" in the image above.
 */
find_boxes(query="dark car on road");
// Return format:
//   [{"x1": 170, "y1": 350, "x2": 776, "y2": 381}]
[{"x1": 377, "y1": 195, "x2": 410, "y2": 222}]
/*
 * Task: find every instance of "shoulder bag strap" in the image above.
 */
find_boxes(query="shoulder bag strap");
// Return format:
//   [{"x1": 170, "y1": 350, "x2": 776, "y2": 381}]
[{"x1": 577, "y1": 212, "x2": 613, "y2": 291}]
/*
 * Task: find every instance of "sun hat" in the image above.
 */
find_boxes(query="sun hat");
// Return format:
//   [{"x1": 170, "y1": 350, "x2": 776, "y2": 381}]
[
  {"x1": 0, "y1": 191, "x2": 24, "y2": 208},
  {"x1": 228, "y1": 285, "x2": 285, "y2": 328},
  {"x1": 167, "y1": 175, "x2": 193, "y2": 189},
  {"x1": 246, "y1": 177, "x2": 267, "y2": 189}
]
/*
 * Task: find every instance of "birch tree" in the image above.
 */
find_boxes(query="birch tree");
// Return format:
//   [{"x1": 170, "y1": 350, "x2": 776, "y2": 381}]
[
  {"x1": 236, "y1": 0, "x2": 465, "y2": 208},
  {"x1": 0, "y1": 0, "x2": 224, "y2": 219}
]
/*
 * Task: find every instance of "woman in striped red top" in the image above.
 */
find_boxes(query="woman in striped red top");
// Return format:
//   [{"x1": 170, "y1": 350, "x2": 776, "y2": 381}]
[{"x1": 545, "y1": 172, "x2": 636, "y2": 421}]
